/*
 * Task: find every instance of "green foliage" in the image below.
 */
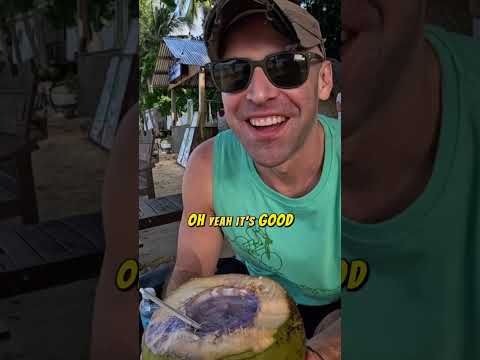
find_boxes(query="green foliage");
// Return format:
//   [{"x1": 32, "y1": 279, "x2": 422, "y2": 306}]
[
  {"x1": 176, "y1": 0, "x2": 213, "y2": 27},
  {"x1": 142, "y1": 86, "x2": 222, "y2": 119},
  {"x1": 0, "y1": 0, "x2": 34, "y2": 19},
  {"x1": 139, "y1": 0, "x2": 184, "y2": 112},
  {"x1": 301, "y1": 0, "x2": 341, "y2": 60},
  {"x1": 43, "y1": 0, "x2": 77, "y2": 28},
  {"x1": 0, "y1": 0, "x2": 116, "y2": 30}
]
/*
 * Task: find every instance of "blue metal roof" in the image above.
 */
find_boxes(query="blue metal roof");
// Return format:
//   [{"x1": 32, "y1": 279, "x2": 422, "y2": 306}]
[{"x1": 162, "y1": 37, "x2": 210, "y2": 66}]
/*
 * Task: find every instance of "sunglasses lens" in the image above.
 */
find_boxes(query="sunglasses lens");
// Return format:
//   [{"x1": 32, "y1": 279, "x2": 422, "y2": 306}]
[
  {"x1": 267, "y1": 52, "x2": 309, "y2": 88},
  {"x1": 211, "y1": 59, "x2": 251, "y2": 92}
]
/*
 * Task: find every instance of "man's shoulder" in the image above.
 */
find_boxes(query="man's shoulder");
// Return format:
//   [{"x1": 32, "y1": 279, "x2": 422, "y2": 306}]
[
  {"x1": 318, "y1": 114, "x2": 340, "y2": 140},
  {"x1": 185, "y1": 137, "x2": 214, "y2": 176},
  {"x1": 212, "y1": 129, "x2": 245, "y2": 159},
  {"x1": 426, "y1": 26, "x2": 480, "y2": 123},
  {"x1": 215, "y1": 129, "x2": 238, "y2": 146},
  {"x1": 426, "y1": 26, "x2": 480, "y2": 83}
]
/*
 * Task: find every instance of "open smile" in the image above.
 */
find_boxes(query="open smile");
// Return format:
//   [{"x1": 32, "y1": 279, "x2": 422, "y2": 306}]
[{"x1": 245, "y1": 115, "x2": 290, "y2": 139}]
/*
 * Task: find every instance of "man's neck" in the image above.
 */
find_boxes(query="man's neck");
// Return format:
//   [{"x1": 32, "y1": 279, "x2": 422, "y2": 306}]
[
  {"x1": 255, "y1": 120, "x2": 325, "y2": 198},
  {"x1": 343, "y1": 39, "x2": 442, "y2": 223}
]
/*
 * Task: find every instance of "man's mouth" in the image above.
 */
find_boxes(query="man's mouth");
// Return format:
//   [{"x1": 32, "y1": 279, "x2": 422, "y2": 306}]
[
  {"x1": 245, "y1": 115, "x2": 289, "y2": 138},
  {"x1": 248, "y1": 116, "x2": 287, "y2": 127}
]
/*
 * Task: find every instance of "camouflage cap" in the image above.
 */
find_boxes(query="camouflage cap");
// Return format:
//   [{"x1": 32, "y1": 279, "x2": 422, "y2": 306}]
[{"x1": 204, "y1": 0, "x2": 326, "y2": 61}]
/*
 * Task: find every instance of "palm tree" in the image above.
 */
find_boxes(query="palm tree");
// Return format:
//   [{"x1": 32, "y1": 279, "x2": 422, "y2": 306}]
[
  {"x1": 176, "y1": 0, "x2": 213, "y2": 27},
  {"x1": 140, "y1": 0, "x2": 184, "y2": 111},
  {"x1": 140, "y1": 0, "x2": 182, "y2": 53}
]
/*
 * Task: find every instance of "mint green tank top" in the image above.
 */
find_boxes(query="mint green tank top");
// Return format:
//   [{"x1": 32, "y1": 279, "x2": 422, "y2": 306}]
[{"x1": 213, "y1": 114, "x2": 341, "y2": 305}]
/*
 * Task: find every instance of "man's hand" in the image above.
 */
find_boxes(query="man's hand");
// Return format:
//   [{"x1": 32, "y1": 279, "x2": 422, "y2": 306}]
[
  {"x1": 306, "y1": 309, "x2": 341, "y2": 360},
  {"x1": 306, "y1": 349, "x2": 322, "y2": 360}
]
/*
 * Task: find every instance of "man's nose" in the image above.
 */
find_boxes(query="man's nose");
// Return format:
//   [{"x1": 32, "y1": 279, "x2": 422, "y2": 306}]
[{"x1": 245, "y1": 67, "x2": 279, "y2": 104}]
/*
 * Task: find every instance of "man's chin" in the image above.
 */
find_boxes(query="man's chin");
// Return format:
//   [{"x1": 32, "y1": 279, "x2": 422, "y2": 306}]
[
  {"x1": 249, "y1": 153, "x2": 289, "y2": 169},
  {"x1": 341, "y1": 93, "x2": 381, "y2": 140}
]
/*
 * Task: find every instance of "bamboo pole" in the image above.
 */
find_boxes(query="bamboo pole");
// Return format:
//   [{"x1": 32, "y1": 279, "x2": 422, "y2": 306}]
[
  {"x1": 198, "y1": 67, "x2": 206, "y2": 141},
  {"x1": 171, "y1": 89, "x2": 178, "y2": 126}
]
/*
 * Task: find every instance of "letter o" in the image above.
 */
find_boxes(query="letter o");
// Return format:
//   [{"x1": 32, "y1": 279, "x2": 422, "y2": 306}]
[
  {"x1": 187, "y1": 214, "x2": 198, "y2": 227},
  {"x1": 267, "y1": 214, "x2": 277, "y2": 227},
  {"x1": 276, "y1": 213, "x2": 286, "y2": 226},
  {"x1": 116, "y1": 259, "x2": 139, "y2": 291}
]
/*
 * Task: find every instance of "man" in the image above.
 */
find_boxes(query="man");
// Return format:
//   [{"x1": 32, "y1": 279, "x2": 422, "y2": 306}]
[
  {"x1": 342, "y1": 0, "x2": 480, "y2": 358},
  {"x1": 163, "y1": 0, "x2": 341, "y2": 358}
]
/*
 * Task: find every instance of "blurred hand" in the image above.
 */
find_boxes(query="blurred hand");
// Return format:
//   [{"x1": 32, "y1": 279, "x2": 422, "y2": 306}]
[
  {"x1": 306, "y1": 349, "x2": 322, "y2": 360},
  {"x1": 306, "y1": 309, "x2": 341, "y2": 360}
]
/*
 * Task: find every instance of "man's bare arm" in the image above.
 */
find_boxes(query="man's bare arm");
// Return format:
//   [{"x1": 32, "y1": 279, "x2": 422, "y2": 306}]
[
  {"x1": 90, "y1": 105, "x2": 139, "y2": 360},
  {"x1": 164, "y1": 139, "x2": 224, "y2": 297}
]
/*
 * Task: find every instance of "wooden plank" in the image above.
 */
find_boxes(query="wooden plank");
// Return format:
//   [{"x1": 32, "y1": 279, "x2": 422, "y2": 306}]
[
  {"x1": 36, "y1": 222, "x2": 97, "y2": 256},
  {"x1": 16, "y1": 225, "x2": 74, "y2": 263},
  {"x1": 22, "y1": 16, "x2": 39, "y2": 63},
  {"x1": 177, "y1": 128, "x2": 189, "y2": 165},
  {"x1": 124, "y1": 18, "x2": 139, "y2": 55},
  {"x1": 139, "y1": 210, "x2": 183, "y2": 230},
  {"x1": 0, "y1": 236, "x2": 17, "y2": 271},
  {"x1": 101, "y1": 55, "x2": 133, "y2": 150},
  {"x1": 59, "y1": 214, "x2": 105, "y2": 251},
  {"x1": 146, "y1": 197, "x2": 181, "y2": 215},
  {"x1": 168, "y1": 68, "x2": 200, "y2": 91},
  {"x1": 177, "y1": 127, "x2": 196, "y2": 168},
  {"x1": 166, "y1": 194, "x2": 183, "y2": 208},
  {"x1": 0, "y1": 228, "x2": 44, "y2": 270},
  {"x1": 16, "y1": 151, "x2": 38, "y2": 224},
  {"x1": 138, "y1": 195, "x2": 184, "y2": 230},
  {"x1": 0, "y1": 253, "x2": 103, "y2": 298},
  {"x1": 139, "y1": 198, "x2": 157, "y2": 219},
  {"x1": 182, "y1": 127, "x2": 195, "y2": 167},
  {"x1": 0, "y1": 186, "x2": 15, "y2": 202},
  {"x1": 89, "y1": 56, "x2": 120, "y2": 145}
]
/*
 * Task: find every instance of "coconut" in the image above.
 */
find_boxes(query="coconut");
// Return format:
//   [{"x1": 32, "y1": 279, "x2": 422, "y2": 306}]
[{"x1": 142, "y1": 274, "x2": 306, "y2": 360}]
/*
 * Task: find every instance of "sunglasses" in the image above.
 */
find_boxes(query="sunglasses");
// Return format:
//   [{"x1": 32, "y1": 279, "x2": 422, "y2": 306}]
[{"x1": 207, "y1": 51, "x2": 324, "y2": 93}]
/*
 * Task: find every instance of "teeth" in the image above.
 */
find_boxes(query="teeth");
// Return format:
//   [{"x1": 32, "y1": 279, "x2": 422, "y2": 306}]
[{"x1": 249, "y1": 116, "x2": 287, "y2": 127}]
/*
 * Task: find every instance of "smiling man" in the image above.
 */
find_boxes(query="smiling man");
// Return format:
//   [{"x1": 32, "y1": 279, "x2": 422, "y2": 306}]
[
  {"x1": 342, "y1": 0, "x2": 480, "y2": 358},
  {"x1": 163, "y1": 0, "x2": 340, "y2": 359}
]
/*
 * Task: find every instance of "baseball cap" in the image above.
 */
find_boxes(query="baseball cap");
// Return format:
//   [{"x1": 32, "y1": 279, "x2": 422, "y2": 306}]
[{"x1": 204, "y1": 0, "x2": 326, "y2": 61}]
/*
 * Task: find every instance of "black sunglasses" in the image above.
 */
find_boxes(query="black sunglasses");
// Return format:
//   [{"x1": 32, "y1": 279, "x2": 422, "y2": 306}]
[{"x1": 207, "y1": 51, "x2": 324, "y2": 93}]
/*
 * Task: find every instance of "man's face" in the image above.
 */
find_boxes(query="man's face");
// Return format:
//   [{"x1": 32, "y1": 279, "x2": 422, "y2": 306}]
[
  {"x1": 220, "y1": 15, "x2": 332, "y2": 168},
  {"x1": 342, "y1": 0, "x2": 427, "y2": 138}
]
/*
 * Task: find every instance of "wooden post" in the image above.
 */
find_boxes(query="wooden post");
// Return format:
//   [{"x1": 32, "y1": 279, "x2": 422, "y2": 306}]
[
  {"x1": 171, "y1": 89, "x2": 178, "y2": 126},
  {"x1": 34, "y1": 14, "x2": 49, "y2": 68},
  {"x1": 471, "y1": 0, "x2": 480, "y2": 37},
  {"x1": 22, "y1": 15, "x2": 40, "y2": 64},
  {"x1": 78, "y1": 0, "x2": 90, "y2": 53},
  {"x1": 9, "y1": 22, "x2": 22, "y2": 64},
  {"x1": 115, "y1": 0, "x2": 130, "y2": 49},
  {"x1": 470, "y1": 0, "x2": 480, "y2": 15},
  {"x1": 198, "y1": 67, "x2": 206, "y2": 141}
]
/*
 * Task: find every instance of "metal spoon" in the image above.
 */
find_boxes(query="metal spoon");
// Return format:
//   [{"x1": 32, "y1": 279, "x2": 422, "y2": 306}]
[{"x1": 139, "y1": 288, "x2": 202, "y2": 330}]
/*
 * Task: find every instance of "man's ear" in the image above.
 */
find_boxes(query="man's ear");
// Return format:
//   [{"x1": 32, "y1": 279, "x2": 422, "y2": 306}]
[{"x1": 317, "y1": 60, "x2": 333, "y2": 101}]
